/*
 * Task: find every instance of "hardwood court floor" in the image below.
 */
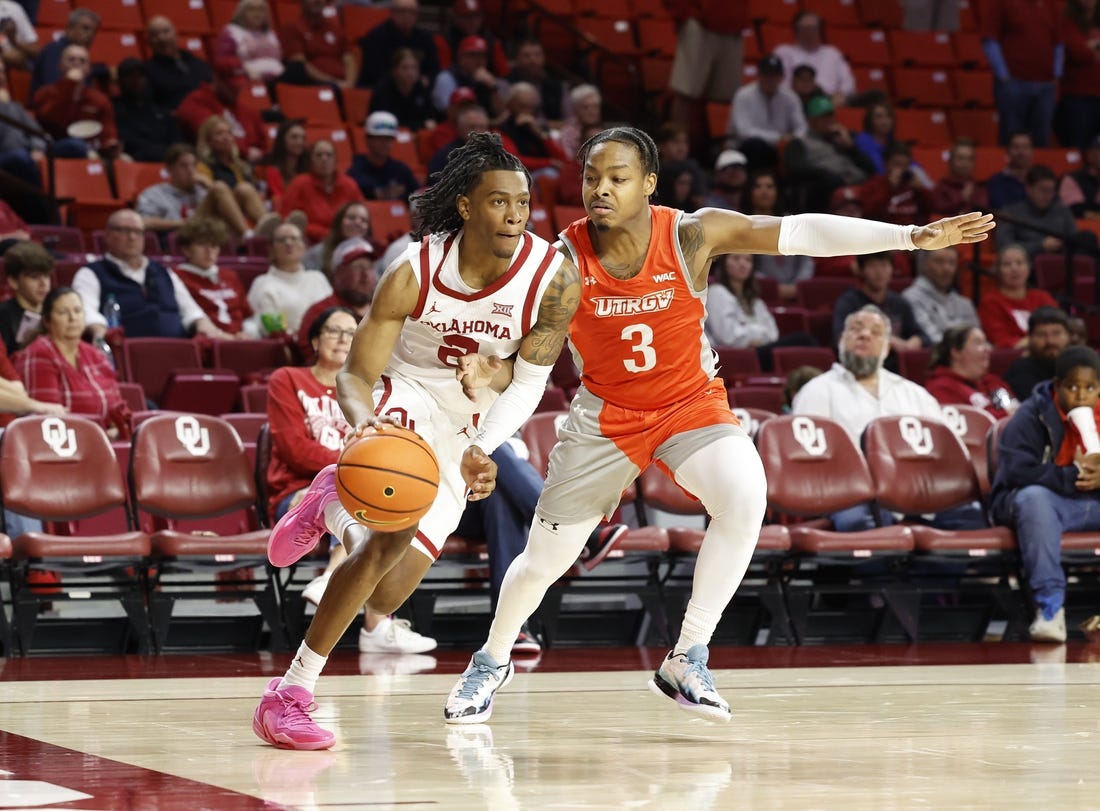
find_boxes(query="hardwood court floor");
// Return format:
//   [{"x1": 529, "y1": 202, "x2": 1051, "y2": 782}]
[{"x1": 1, "y1": 644, "x2": 1099, "y2": 810}]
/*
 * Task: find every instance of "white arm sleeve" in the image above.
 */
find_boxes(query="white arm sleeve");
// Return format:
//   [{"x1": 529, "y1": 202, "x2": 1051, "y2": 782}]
[
  {"x1": 778, "y1": 213, "x2": 917, "y2": 257},
  {"x1": 472, "y1": 355, "x2": 555, "y2": 455}
]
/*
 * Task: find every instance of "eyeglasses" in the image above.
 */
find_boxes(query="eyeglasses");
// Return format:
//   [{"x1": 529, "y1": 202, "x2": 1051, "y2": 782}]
[
  {"x1": 108, "y1": 225, "x2": 144, "y2": 236},
  {"x1": 274, "y1": 235, "x2": 303, "y2": 244},
  {"x1": 321, "y1": 327, "x2": 356, "y2": 340}
]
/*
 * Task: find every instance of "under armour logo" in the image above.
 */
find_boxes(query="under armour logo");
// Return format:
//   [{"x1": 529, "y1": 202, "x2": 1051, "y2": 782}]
[
  {"x1": 791, "y1": 417, "x2": 827, "y2": 456},
  {"x1": 940, "y1": 405, "x2": 966, "y2": 438},
  {"x1": 898, "y1": 416, "x2": 934, "y2": 455},
  {"x1": 538, "y1": 517, "x2": 560, "y2": 532},
  {"x1": 175, "y1": 415, "x2": 211, "y2": 456},
  {"x1": 41, "y1": 417, "x2": 77, "y2": 458},
  {"x1": 583, "y1": 276, "x2": 597, "y2": 286}
]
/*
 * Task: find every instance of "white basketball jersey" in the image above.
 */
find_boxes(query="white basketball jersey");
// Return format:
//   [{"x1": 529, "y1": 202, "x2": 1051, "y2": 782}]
[{"x1": 385, "y1": 229, "x2": 563, "y2": 415}]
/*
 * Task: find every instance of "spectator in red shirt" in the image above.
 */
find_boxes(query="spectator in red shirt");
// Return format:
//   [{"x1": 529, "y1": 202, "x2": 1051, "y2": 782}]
[
  {"x1": 172, "y1": 218, "x2": 252, "y2": 338},
  {"x1": 1055, "y1": 0, "x2": 1100, "y2": 150},
  {"x1": 260, "y1": 119, "x2": 309, "y2": 212},
  {"x1": 860, "y1": 141, "x2": 936, "y2": 225},
  {"x1": 297, "y1": 237, "x2": 378, "y2": 362},
  {"x1": 280, "y1": 0, "x2": 358, "y2": 90},
  {"x1": 0, "y1": 322, "x2": 65, "y2": 427},
  {"x1": 15, "y1": 287, "x2": 129, "y2": 436},
  {"x1": 496, "y1": 82, "x2": 571, "y2": 176},
  {"x1": 925, "y1": 325, "x2": 1019, "y2": 418},
  {"x1": 931, "y1": 137, "x2": 990, "y2": 216},
  {"x1": 979, "y1": 243, "x2": 1060, "y2": 349},
  {"x1": 281, "y1": 140, "x2": 366, "y2": 243},
  {"x1": 177, "y1": 60, "x2": 269, "y2": 163},
  {"x1": 31, "y1": 43, "x2": 118, "y2": 158}
]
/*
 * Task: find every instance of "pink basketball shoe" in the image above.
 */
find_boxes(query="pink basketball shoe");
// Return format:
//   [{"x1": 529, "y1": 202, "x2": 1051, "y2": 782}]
[
  {"x1": 268, "y1": 464, "x2": 338, "y2": 568},
  {"x1": 252, "y1": 678, "x2": 336, "y2": 750}
]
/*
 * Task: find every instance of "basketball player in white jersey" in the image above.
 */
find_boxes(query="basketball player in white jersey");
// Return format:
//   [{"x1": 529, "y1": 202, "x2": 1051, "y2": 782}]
[{"x1": 252, "y1": 133, "x2": 581, "y2": 750}]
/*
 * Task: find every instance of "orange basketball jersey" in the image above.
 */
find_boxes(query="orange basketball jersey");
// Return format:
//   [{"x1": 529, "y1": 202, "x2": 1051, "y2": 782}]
[{"x1": 559, "y1": 205, "x2": 718, "y2": 410}]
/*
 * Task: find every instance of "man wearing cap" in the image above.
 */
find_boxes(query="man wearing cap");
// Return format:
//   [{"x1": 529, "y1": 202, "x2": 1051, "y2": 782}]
[
  {"x1": 280, "y1": 0, "x2": 358, "y2": 91},
  {"x1": 727, "y1": 53, "x2": 806, "y2": 171},
  {"x1": 423, "y1": 86, "x2": 477, "y2": 156},
  {"x1": 145, "y1": 15, "x2": 212, "y2": 110},
  {"x1": 347, "y1": 111, "x2": 420, "y2": 201},
  {"x1": 113, "y1": 57, "x2": 181, "y2": 163},
  {"x1": 357, "y1": 0, "x2": 439, "y2": 89},
  {"x1": 431, "y1": 34, "x2": 502, "y2": 116},
  {"x1": 703, "y1": 150, "x2": 748, "y2": 211},
  {"x1": 31, "y1": 43, "x2": 118, "y2": 158},
  {"x1": 1058, "y1": 134, "x2": 1100, "y2": 219},
  {"x1": 445, "y1": 0, "x2": 509, "y2": 77},
  {"x1": 784, "y1": 93, "x2": 874, "y2": 212},
  {"x1": 177, "y1": 59, "x2": 268, "y2": 162},
  {"x1": 297, "y1": 236, "x2": 378, "y2": 363}
]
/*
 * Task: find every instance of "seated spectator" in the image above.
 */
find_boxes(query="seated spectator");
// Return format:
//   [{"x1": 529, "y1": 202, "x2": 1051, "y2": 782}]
[
  {"x1": 783, "y1": 94, "x2": 875, "y2": 212},
  {"x1": 431, "y1": 35, "x2": 502, "y2": 116},
  {"x1": 280, "y1": 0, "x2": 357, "y2": 90},
  {"x1": 31, "y1": 43, "x2": 118, "y2": 158},
  {"x1": 703, "y1": 149, "x2": 748, "y2": 211},
  {"x1": 506, "y1": 38, "x2": 565, "y2": 124},
  {"x1": 304, "y1": 201, "x2": 376, "y2": 276},
  {"x1": 195, "y1": 114, "x2": 274, "y2": 232},
  {"x1": 266, "y1": 305, "x2": 437, "y2": 652},
  {"x1": 496, "y1": 82, "x2": 571, "y2": 177},
  {"x1": 931, "y1": 137, "x2": 990, "y2": 216},
  {"x1": 987, "y1": 131, "x2": 1033, "y2": 211},
  {"x1": 369, "y1": 48, "x2": 436, "y2": 131},
  {"x1": 980, "y1": 243, "x2": 1060, "y2": 349},
  {"x1": 443, "y1": 0, "x2": 510, "y2": 77},
  {"x1": 298, "y1": 237, "x2": 377, "y2": 362},
  {"x1": 247, "y1": 221, "x2": 333, "y2": 337},
  {"x1": 15, "y1": 287, "x2": 129, "y2": 436},
  {"x1": 283, "y1": 140, "x2": 366, "y2": 243},
  {"x1": 655, "y1": 122, "x2": 706, "y2": 212},
  {"x1": 1004, "y1": 305, "x2": 1071, "y2": 399},
  {"x1": 1060, "y1": 133, "x2": 1100, "y2": 219},
  {"x1": 833, "y1": 251, "x2": 928, "y2": 354},
  {"x1": 739, "y1": 169, "x2": 813, "y2": 300},
  {"x1": 705, "y1": 253, "x2": 779, "y2": 350},
  {"x1": 853, "y1": 100, "x2": 901, "y2": 175},
  {"x1": 73, "y1": 209, "x2": 228, "y2": 341},
  {"x1": 426, "y1": 103, "x2": 519, "y2": 178},
  {"x1": 860, "y1": 142, "x2": 935, "y2": 225},
  {"x1": 901, "y1": 247, "x2": 978, "y2": 344},
  {"x1": 260, "y1": 118, "x2": 308, "y2": 212},
  {"x1": 727, "y1": 53, "x2": 806, "y2": 172},
  {"x1": 172, "y1": 217, "x2": 252, "y2": 338},
  {"x1": 177, "y1": 59, "x2": 269, "y2": 163},
  {"x1": 137, "y1": 143, "x2": 273, "y2": 241},
  {"x1": 30, "y1": 7, "x2": 96, "y2": 96},
  {"x1": 557, "y1": 84, "x2": 603, "y2": 160},
  {"x1": 0, "y1": 62, "x2": 47, "y2": 223},
  {"x1": 214, "y1": 0, "x2": 283, "y2": 83},
  {"x1": 423, "y1": 86, "x2": 477, "y2": 158},
  {"x1": 145, "y1": 15, "x2": 212, "y2": 110},
  {"x1": 999, "y1": 165, "x2": 1078, "y2": 261},
  {"x1": 356, "y1": 0, "x2": 440, "y2": 90},
  {"x1": 925, "y1": 325, "x2": 1018, "y2": 418},
  {"x1": 347, "y1": 112, "x2": 421, "y2": 201},
  {"x1": 0, "y1": 241, "x2": 51, "y2": 354},
  {"x1": 783, "y1": 364, "x2": 823, "y2": 412},
  {"x1": 0, "y1": 0, "x2": 38, "y2": 71},
  {"x1": 989, "y1": 346, "x2": 1100, "y2": 642},
  {"x1": 793, "y1": 304, "x2": 985, "y2": 531},
  {"x1": 113, "y1": 58, "x2": 182, "y2": 163},
  {"x1": 773, "y1": 11, "x2": 855, "y2": 108},
  {"x1": 790, "y1": 63, "x2": 824, "y2": 110},
  {"x1": 1068, "y1": 314, "x2": 1089, "y2": 346}
]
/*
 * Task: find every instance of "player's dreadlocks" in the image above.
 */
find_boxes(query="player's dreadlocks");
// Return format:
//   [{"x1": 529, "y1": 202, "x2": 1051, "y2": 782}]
[
  {"x1": 410, "y1": 132, "x2": 531, "y2": 238},
  {"x1": 577, "y1": 126, "x2": 661, "y2": 180}
]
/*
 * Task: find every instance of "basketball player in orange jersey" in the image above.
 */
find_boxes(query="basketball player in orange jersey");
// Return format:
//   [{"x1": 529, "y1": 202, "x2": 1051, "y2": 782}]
[
  {"x1": 444, "y1": 126, "x2": 996, "y2": 724},
  {"x1": 252, "y1": 133, "x2": 581, "y2": 750}
]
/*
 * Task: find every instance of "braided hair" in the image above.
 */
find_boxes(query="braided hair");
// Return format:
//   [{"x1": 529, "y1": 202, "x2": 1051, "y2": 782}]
[
  {"x1": 410, "y1": 132, "x2": 530, "y2": 238},
  {"x1": 577, "y1": 126, "x2": 660, "y2": 178}
]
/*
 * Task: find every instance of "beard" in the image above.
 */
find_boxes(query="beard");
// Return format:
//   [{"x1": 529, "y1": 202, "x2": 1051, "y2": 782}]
[
  {"x1": 338, "y1": 289, "x2": 372, "y2": 308},
  {"x1": 839, "y1": 346, "x2": 881, "y2": 379}
]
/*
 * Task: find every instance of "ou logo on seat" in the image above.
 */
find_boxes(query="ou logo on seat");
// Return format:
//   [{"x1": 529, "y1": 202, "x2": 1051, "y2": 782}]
[
  {"x1": 175, "y1": 416, "x2": 210, "y2": 457},
  {"x1": 41, "y1": 417, "x2": 77, "y2": 458}
]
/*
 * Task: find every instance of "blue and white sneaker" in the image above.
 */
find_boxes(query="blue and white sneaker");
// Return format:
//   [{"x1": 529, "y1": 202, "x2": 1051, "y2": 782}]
[
  {"x1": 444, "y1": 650, "x2": 515, "y2": 724},
  {"x1": 648, "y1": 644, "x2": 731, "y2": 722}
]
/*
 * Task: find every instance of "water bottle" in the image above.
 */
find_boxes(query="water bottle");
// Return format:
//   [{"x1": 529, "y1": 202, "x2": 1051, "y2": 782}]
[
  {"x1": 104, "y1": 294, "x2": 121, "y2": 329},
  {"x1": 94, "y1": 336, "x2": 115, "y2": 369}
]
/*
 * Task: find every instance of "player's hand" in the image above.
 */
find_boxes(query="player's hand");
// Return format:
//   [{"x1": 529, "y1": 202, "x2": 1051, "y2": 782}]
[
  {"x1": 461, "y1": 445, "x2": 497, "y2": 501},
  {"x1": 456, "y1": 353, "x2": 503, "y2": 401},
  {"x1": 346, "y1": 415, "x2": 401, "y2": 446},
  {"x1": 912, "y1": 212, "x2": 995, "y2": 249}
]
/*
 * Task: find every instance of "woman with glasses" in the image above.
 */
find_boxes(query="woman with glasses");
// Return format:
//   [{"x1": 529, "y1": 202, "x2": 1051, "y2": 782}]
[
  {"x1": 925, "y1": 325, "x2": 1018, "y2": 419},
  {"x1": 266, "y1": 305, "x2": 437, "y2": 658}
]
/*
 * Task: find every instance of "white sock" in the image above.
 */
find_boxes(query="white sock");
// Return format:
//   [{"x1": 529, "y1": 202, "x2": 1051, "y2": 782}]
[
  {"x1": 483, "y1": 516, "x2": 600, "y2": 664},
  {"x1": 279, "y1": 642, "x2": 328, "y2": 694},
  {"x1": 324, "y1": 502, "x2": 366, "y2": 551}
]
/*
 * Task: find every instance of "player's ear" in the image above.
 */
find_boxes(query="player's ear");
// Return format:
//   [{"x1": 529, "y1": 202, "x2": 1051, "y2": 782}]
[
  {"x1": 456, "y1": 194, "x2": 471, "y2": 221},
  {"x1": 643, "y1": 172, "x2": 657, "y2": 198}
]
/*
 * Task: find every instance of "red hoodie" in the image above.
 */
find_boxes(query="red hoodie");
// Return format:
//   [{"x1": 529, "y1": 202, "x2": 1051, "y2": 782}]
[{"x1": 925, "y1": 366, "x2": 1016, "y2": 419}]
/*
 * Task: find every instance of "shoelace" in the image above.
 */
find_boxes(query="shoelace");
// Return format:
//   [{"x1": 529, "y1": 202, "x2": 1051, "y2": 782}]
[
  {"x1": 681, "y1": 658, "x2": 718, "y2": 696},
  {"x1": 454, "y1": 663, "x2": 499, "y2": 701},
  {"x1": 276, "y1": 691, "x2": 321, "y2": 730}
]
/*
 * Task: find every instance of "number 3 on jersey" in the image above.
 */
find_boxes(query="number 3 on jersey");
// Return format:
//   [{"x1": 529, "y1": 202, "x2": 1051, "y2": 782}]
[{"x1": 621, "y1": 324, "x2": 656, "y2": 373}]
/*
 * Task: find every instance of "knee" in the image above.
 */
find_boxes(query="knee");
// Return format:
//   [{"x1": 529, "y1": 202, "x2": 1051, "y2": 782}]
[
  {"x1": 235, "y1": 182, "x2": 257, "y2": 196},
  {"x1": 210, "y1": 180, "x2": 231, "y2": 196},
  {"x1": 365, "y1": 582, "x2": 406, "y2": 615},
  {"x1": 1012, "y1": 485, "x2": 1055, "y2": 518}
]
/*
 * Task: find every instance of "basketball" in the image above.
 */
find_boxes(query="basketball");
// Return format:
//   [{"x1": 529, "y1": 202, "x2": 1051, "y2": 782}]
[{"x1": 336, "y1": 424, "x2": 440, "y2": 532}]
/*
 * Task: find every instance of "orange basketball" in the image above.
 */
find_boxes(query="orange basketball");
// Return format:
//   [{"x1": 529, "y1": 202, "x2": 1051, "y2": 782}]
[{"x1": 336, "y1": 424, "x2": 440, "y2": 532}]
